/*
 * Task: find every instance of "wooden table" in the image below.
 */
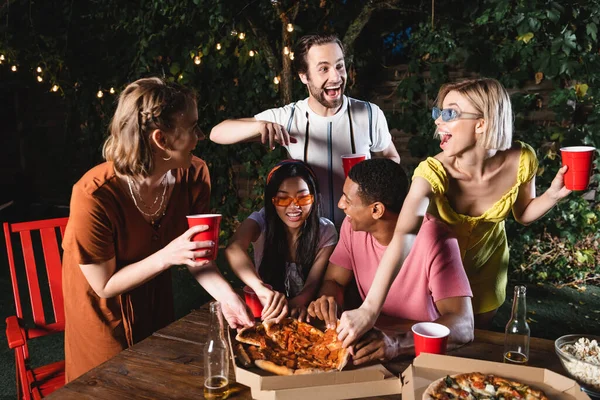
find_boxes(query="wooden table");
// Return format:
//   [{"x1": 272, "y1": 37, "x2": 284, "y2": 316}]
[{"x1": 47, "y1": 303, "x2": 564, "y2": 399}]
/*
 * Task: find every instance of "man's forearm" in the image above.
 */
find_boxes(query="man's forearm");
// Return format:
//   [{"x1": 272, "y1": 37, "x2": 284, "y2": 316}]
[{"x1": 210, "y1": 119, "x2": 261, "y2": 144}]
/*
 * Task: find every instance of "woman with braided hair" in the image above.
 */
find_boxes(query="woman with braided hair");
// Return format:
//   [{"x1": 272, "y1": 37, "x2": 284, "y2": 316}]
[{"x1": 62, "y1": 77, "x2": 253, "y2": 381}]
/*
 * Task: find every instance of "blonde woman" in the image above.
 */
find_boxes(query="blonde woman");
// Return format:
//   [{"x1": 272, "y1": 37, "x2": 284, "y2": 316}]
[
  {"x1": 336, "y1": 78, "x2": 571, "y2": 346},
  {"x1": 62, "y1": 77, "x2": 253, "y2": 381}
]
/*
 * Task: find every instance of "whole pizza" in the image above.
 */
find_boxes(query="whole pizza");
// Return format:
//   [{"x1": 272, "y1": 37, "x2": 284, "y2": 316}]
[
  {"x1": 234, "y1": 318, "x2": 350, "y2": 375},
  {"x1": 423, "y1": 372, "x2": 549, "y2": 400}
]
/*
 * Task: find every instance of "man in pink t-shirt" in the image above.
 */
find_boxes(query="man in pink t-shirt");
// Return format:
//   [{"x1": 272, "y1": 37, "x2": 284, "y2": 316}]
[{"x1": 307, "y1": 158, "x2": 474, "y2": 365}]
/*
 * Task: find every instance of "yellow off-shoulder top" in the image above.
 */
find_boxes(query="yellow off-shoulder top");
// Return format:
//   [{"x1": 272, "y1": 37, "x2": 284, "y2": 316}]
[{"x1": 412, "y1": 141, "x2": 538, "y2": 313}]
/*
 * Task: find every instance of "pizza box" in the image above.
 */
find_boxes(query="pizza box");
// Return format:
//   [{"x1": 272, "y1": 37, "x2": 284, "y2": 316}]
[
  {"x1": 248, "y1": 369, "x2": 402, "y2": 400},
  {"x1": 227, "y1": 328, "x2": 402, "y2": 397},
  {"x1": 401, "y1": 353, "x2": 589, "y2": 400}
]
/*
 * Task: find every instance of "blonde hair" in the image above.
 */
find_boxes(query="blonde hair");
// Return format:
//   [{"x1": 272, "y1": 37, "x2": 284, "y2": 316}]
[
  {"x1": 102, "y1": 77, "x2": 196, "y2": 177},
  {"x1": 436, "y1": 78, "x2": 513, "y2": 150}
]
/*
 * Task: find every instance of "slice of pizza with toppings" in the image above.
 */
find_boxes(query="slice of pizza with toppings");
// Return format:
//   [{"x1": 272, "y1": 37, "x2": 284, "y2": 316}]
[
  {"x1": 264, "y1": 318, "x2": 324, "y2": 353},
  {"x1": 310, "y1": 323, "x2": 351, "y2": 371},
  {"x1": 235, "y1": 323, "x2": 268, "y2": 348}
]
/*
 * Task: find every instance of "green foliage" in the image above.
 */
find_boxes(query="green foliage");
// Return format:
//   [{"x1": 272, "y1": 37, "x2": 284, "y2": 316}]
[
  {"x1": 394, "y1": 0, "x2": 600, "y2": 286},
  {"x1": 0, "y1": 0, "x2": 383, "y2": 245}
]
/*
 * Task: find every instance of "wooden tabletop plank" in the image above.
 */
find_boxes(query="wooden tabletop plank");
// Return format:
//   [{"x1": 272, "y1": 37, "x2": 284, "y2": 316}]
[
  {"x1": 153, "y1": 318, "x2": 209, "y2": 345},
  {"x1": 62, "y1": 349, "x2": 206, "y2": 399}
]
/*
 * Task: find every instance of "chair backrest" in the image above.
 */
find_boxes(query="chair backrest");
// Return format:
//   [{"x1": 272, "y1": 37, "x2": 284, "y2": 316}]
[{"x1": 4, "y1": 217, "x2": 69, "y2": 339}]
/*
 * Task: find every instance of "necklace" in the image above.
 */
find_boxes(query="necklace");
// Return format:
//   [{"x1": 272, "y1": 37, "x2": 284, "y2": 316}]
[{"x1": 127, "y1": 174, "x2": 169, "y2": 225}]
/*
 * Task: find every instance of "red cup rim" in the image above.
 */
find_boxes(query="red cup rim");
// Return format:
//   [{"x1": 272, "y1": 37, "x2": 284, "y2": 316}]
[
  {"x1": 560, "y1": 146, "x2": 596, "y2": 153},
  {"x1": 187, "y1": 214, "x2": 222, "y2": 219},
  {"x1": 411, "y1": 322, "x2": 450, "y2": 338},
  {"x1": 341, "y1": 154, "x2": 367, "y2": 159}
]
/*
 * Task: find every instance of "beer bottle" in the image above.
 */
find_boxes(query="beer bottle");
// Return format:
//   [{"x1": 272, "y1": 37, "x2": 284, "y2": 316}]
[
  {"x1": 503, "y1": 285, "x2": 530, "y2": 365},
  {"x1": 204, "y1": 301, "x2": 231, "y2": 399}
]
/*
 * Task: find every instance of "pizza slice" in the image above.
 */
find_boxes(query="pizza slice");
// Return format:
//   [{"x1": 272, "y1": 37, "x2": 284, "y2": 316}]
[
  {"x1": 310, "y1": 323, "x2": 351, "y2": 371},
  {"x1": 264, "y1": 318, "x2": 324, "y2": 352},
  {"x1": 236, "y1": 323, "x2": 269, "y2": 348}
]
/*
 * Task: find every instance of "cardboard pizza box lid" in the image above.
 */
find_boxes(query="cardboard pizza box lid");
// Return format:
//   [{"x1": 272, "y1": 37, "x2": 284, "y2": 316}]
[
  {"x1": 249, "y1": 372, "x2": 402, "y2": 400},
  {"x1": 401, "y1": 353, "x2": 589, "y2": 400}
]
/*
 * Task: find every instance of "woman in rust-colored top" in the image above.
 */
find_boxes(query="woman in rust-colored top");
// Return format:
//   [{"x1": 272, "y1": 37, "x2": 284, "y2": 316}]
[{"x1": 62, "y1": 77, "x2": 254, "y2": 382}]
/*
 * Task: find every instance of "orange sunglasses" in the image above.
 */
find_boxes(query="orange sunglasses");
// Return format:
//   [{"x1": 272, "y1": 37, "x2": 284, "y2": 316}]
[{"x1": 272, "y1": 194, "x2": 315, "y2": 207}]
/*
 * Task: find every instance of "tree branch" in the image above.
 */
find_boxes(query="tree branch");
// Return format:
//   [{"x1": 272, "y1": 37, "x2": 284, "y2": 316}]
[{"x1": 246, "y1": 17, "x2": 279, "y2": 74}]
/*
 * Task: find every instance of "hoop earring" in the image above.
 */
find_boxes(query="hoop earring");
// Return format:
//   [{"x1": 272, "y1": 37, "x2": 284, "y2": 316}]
[{"x1": 162, "y1": 150, "x2": 172, "y2": 161}]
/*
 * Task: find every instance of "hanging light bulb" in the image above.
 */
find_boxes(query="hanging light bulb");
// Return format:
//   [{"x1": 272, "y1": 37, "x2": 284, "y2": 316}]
[
  {"x1": 0, "y1": 54, "x2": 5, "y2": 61},
  {"x1": 273, "y1": 76, "x2": 280, "y2": 84},
  {"x1": 178, "y1": 74, "x2": 183, "y2": 80},
  {"x1": 289, "y1": 52, "x2": 295, "y2": 60},
  {"x1": 36, "y1": 75, "x2": 43, "y2": 82},
  {"x1": 36, "y1": 66, "x2": 42, "y2": 73},
  {"x1": 286, "y1": 23, "x2": 294, "y2": 32},
  {"x1": 11, "y1": 65, "x2": 17, "y2": 72},
  {"x1": 97, "y1": 90, "x2": 104, "y2": 98},
  {"x1": 283, "y1": 46, "x2": 290, "y2": 55},
  {"x1": 194, "y1": 55, "x2": 201, "y2": 64},
  {"x1": 51, "y1": 84, "x2": 59, "y2": 92},
  {"x1": 216, "y1": 43, "x2": 222, "y2": 50},
  {"x1": 249, "y1": 50, "x2": 255, "y2": 57},
  {"x1": 230, "y1": 28, "x2": 238, "y2": 36},
  {"x1": 109, "y1": 87, "x2": 116, "y2": 94},
  {"x1": 238, "y1": 32, "x2": 246, "y2": 40}
]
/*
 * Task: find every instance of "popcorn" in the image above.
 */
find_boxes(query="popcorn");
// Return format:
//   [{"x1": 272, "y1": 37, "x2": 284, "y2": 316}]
[{"x1": 560, "y1": 337, "x2": 600, "y2": 391}]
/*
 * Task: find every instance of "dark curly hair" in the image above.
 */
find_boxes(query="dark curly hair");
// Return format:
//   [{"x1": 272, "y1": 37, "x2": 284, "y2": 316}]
[{"x1": 348, "y1": 158, "x2": 408, "y2": 214}]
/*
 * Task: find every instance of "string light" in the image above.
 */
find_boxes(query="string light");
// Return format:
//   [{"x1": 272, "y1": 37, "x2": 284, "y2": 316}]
[
  {"x1": 230, "y1": 28, "x2": 238, "y2": 36},
  {"x1": 286, "y1": 23, "x2": 294, "y2": 32},
  {"x1": 36, "y1": 75, "x2": 43, "y2": 82},
  {"x1": 36, "y1": 66, "x2": 42, "y2": 73},
  {"x1": 178, "y1": 74, "x2": 183, "y2": 80},
  {"x1": 273, "y1": 76, "x2": 280, "y2": 84},
  {"x1": 194, "y1": 55, "x2": 201, "y2": 64},
  {"x1": 109, "y1": 87, "x2": 115, "y2": 94},
  {"x1": 283, "y1": 46, "x2": 290, "y2": 55},
  {"x1": 97, "y1": 90, "x2": 103, "y2": 98},
  {"x1": 51, "y1": 84, "x2": 59, "y2": 92},
  {"x1": 11, "y1": 65, "x2": 17, "y2": 72},
  {"x1": 238, "y1": 32, "x2": 246, "y2": 40},
  {"x1": 289, "y1": 52, "x2": 295, "y2": 60},
  {"x1": 249, "y1": 50, "x2": 256, "y2": 57},
  {"x1": 216, "y1": 43, "x2": 222, "y2": 50},
  {"x1": 0, "y1": 54, "x2": 5, "y2": 61}
]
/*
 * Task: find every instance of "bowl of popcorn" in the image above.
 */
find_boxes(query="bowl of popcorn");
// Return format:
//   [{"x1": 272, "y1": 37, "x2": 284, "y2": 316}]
[{"x1": 555, "y1": 334, "x2": 600, "y2": 396}]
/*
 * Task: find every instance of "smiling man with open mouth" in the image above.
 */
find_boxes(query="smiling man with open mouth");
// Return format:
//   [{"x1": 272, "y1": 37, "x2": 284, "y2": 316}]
[{"x1": 210, "y1": 33, "x2": 401, "y2": 228}]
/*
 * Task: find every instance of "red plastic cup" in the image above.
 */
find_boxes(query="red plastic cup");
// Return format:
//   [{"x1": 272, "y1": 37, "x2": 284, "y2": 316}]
[
  {"x1": 560, "y1": 146, "x2": 596, "y2": 191},
  {"x1": 186, "y1": 214, "x2": 222, "y2": 261},
  {"x1": 412, "y1": 322, "x2": 450, "y2": 357},
  {"x1": 341, "y1": 154, "x2": 367, "y2": 177},
  {"x1": 243, "y1": 285, "x2": 272, "y2": 319}
]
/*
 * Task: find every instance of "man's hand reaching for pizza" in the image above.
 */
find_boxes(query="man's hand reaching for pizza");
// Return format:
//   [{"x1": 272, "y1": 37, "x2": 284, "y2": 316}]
[
  {"x1": 307, "y1": 295, "x2": 339, "y2": 329},
  {"x1": 352, "y1": 328, "x2": 401, "y2": 365},
  {"x1": 255, "y1": 285, "x2": 288, "y2": 322}
]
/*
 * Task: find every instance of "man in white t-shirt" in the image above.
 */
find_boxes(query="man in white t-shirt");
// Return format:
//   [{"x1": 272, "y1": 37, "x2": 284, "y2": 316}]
[{"x1": 210, "y1": 33, "x2": 400, "y2": 226}]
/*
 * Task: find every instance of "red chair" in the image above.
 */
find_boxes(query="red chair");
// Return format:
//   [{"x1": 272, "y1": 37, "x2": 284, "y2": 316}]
[{"x1": 4, "y1": 217, "x2": 69, "y2": 399}]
